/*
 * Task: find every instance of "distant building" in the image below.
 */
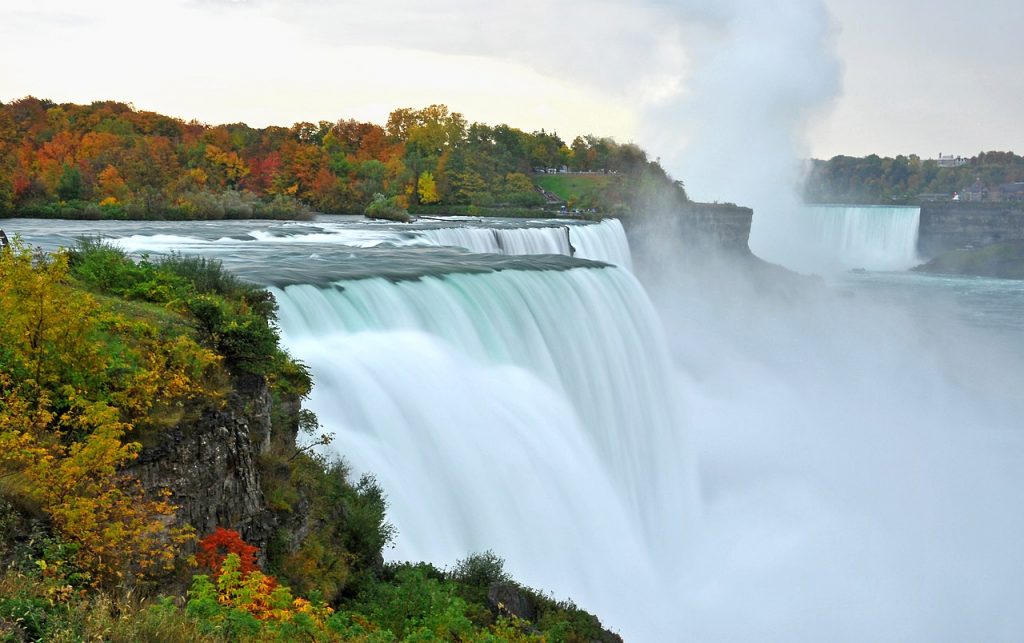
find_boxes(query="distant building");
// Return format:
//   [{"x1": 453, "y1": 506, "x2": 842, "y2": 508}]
[
  {"x1": 961, "y1": 178, "x2": 987, "y2": 201},
  {"x1": 994, "y1": 182, "x2": 1024, "y2": 202},
  {"x1": 936, "y1": 153, "x2": 967, "y2": 168}
]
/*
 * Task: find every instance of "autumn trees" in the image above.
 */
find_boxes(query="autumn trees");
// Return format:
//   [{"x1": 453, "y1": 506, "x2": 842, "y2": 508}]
[{"x1": 0, "y1": 97, "x2": 665, "y2": 219}]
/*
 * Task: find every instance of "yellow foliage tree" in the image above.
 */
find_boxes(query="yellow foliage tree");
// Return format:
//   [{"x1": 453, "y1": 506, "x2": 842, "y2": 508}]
[
  {"x1": 204, "y1": 145, "x2": 250, "y2": 188},
  {"x1": 504, "y1": 172, "x2": 534, "y2": 194},
  {"x1": 417, "y1": 171, "x2": 440, "y2": 204},
  {"x1": 187, "y1": 553, "x2": 334, "y2": 630},
  {"x1": 0, "y1": 242, "x2": 218, "y2": 583}
]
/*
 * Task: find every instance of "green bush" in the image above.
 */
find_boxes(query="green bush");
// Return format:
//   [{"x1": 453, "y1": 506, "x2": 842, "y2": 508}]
[
  {"x1": 263, "y1": 454, "x2": 394, "y2": 603},
  {"x1": 345, "y1": 565, "x2": 474, "y2": 640},
  {"x1": 449, "y1": 551, "x2": 510, "y2": 607},
  {"x1": 157, "y1": 254, "x2": 243, "y2": 297},
  {"x1": 66, "y1": 239, "x2": 292, "y2": 380},
  {"x1": 67, "y1": 239, "x2": 188, "y2": 303},
  {"x1": 365, "y1": 193, "x2": 411, "y2": 223}
]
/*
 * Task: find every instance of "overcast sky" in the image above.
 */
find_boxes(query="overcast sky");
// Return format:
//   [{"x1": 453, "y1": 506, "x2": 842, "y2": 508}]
[{"x1": 2, "y1": 0, "x2": 1021, "y2": 189}]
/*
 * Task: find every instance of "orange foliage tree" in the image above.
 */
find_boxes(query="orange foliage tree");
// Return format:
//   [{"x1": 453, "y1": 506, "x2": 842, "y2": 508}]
[{"x1": 196, "y1": 528, "x2": 260, "y2": 577}]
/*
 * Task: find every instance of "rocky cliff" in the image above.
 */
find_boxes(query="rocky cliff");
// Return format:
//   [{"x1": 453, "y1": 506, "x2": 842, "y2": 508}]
[
  {"x1": 682, "y1": 202, "x2": 754, "y2": 252},
  {"x1": 129, "y1": 374, "x2": 298, "y2": 562},
  {"x1": 624, "y1": 201, "x2": 753, "y2": 254},
  {"x1": 917, "y1": 202, "x2": 1024, "y2": 258}
]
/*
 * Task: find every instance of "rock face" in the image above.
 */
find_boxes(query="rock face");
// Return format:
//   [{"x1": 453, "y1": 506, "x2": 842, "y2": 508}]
[
  {"x1": 485, "y1": 583, "x2": 624, "y2": 643},
  {"x1": 918, "y1": 202, "x2": 1024, "y2": 258},
  {"x1": 623, "y1": 201, "x2": 753, "y2": 255},
  {"x1": 129, "y1": 375, "x2": 288, "y2": 553},
  {"x1": 682, "y1": 202, "x2": 754, "y2": 253},
  {"x1": 623, "y1": 201, "x2": 753, "y2": 282},
  {"x1": 487, "y1": 583, "x2": 538, "y2": 622}
]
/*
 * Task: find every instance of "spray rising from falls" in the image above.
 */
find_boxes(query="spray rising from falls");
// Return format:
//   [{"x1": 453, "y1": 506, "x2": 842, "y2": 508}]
[{"x1": 271, "y1": 263, "x2": 694, "y2": 627}]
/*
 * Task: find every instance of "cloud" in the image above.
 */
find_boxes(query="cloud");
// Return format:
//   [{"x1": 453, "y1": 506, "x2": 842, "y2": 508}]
[
  {"x1": 0, "y1": 7, "x2": 94, "y2": 30},
  {"x1": 255, "y1": 0, "x2": 690, "y2": 110}
]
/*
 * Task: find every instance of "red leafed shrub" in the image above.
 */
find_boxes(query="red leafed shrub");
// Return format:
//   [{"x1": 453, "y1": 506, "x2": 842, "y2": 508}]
[{"x1": 196, "y1": 528, "x2": 260, "y2": 576}]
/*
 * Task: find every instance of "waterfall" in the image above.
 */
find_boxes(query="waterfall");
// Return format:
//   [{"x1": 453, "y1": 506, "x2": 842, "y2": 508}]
[
  {"x1": 570, "y1": 218, "x2": 634, "y2": 271},
  {"x1": 751, "y1": 205, "x2": 922, "y2": 273},
  {"x1": 271, "y1": 265, "x2": 695, "y2": 630},
  {"x1": 420, "y1": 219, "x2": 633, "y2": 269},
  {"x1": 420, "y1": 226, "x2": 570, "y2": 255}
]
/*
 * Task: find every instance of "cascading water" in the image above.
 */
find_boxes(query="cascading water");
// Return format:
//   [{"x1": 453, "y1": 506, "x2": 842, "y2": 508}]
[
  {"x1": 420, "y1": 225, "x2": 570, "y2": 255},
  {"x1": 751, "y1": 204, "x2": 922, "y2": 273},
  {"x1": 271, "y1": 266, "x2": 696, "y2": 561},
  {"x1": 570, "y1": 219, "x2": 634, "y2": 271},
  {"x1": 419, "y1": 219, "x2": 632, "y2": 269},
  {"x1": 266, "y1": 257, "x2": 697, "y2": 638}
]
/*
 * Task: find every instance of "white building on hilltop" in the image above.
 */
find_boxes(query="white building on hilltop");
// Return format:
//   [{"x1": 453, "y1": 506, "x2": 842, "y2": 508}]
[{"x1": 936, "y1": 153, "x2": 967, "y2": 168}]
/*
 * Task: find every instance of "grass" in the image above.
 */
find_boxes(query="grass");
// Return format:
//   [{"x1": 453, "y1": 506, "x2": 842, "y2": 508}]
[
  {"x1": 90, "y1": 291, "x2": 193, "y2": 335},
  {"x1": 0, "y1": 573, "x2": 221, "y2": 643},
  {"x1": 535, "y1": 174, "x2": 614, "y2": 203}
]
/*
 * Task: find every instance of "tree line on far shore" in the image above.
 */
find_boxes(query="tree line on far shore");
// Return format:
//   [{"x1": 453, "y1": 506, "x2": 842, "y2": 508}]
[
  {"x1": 0, "y1": 97, "x2": 668, "y2": 219},
  {"x1": 804, "y1": 151, "x2": 1024, "y2": 205}
]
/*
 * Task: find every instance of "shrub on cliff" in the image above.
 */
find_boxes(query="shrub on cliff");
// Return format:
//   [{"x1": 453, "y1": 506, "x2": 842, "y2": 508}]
[
  {"x1": 188, "y1": 294, "x2": 279, "y2": 376},
  {"x1": 67, "y1": 239, "x2": 294, "y2": 380},
  {"x1": 260, "y1": 448, "x2": 394, "y2": 603}
]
